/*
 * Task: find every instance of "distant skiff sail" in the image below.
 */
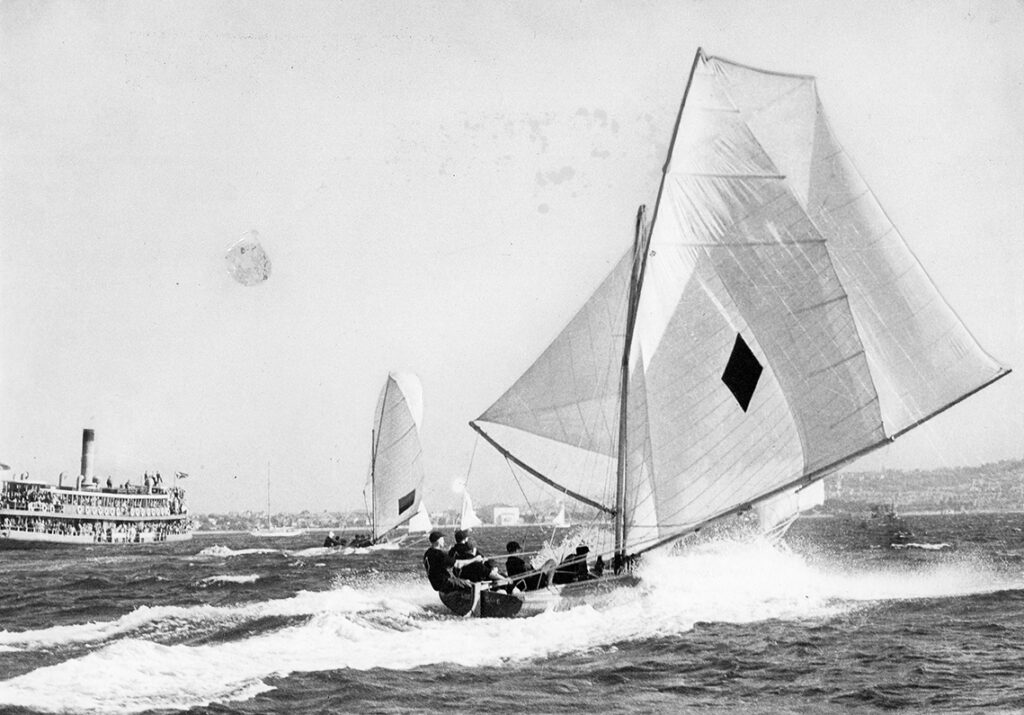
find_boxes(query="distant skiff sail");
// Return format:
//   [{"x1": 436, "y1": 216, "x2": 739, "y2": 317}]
[
  {"x1": 365, "y1": 372, "x2": 427, "y2": 542},
  {"x1": 459, "y1": 490, "x2": 483, "y2": 530},
  {"x1": 552, "y1": 503, "x2": 569, "y2": 528},
  {"x1": 470, "y1": 48, "x2": 1010, "y2": 572},
  {"x1": 406, "y1": 500, "x2": 433, "y2": 535}
]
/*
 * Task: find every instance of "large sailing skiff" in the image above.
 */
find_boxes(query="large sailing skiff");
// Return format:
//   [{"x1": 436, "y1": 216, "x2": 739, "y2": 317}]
[
  {"x1": 363, "y1": 372, "x2": 428, "y2": 545},
  {"x1": 462, "y1": 49, "x2": 1009, "y2": 617}
]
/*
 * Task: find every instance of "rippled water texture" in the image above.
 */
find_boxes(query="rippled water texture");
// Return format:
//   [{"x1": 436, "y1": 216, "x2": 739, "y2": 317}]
[{"x1": 1, "y1": 513, "x2": 1023, "y2": 713}]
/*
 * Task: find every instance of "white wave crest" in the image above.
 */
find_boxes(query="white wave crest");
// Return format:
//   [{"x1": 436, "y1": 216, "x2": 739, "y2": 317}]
[
  {"x1": 199, "y1": 574, "x2": 261, "y2": 585},
  {"x1": 892, "y1": 542, "x2": 952, "y2": 551},
  {"x1": 197, "y1": 545, "x2": 282, "y2": 557}
]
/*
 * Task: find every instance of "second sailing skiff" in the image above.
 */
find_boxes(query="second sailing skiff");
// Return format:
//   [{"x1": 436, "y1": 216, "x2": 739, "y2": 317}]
[
  {"x1": 362, "y1": 372, "x2": 428, "y2": 546},
  {"x1": 459, "y1": 48, "x2": 1009, "y2": 618}
]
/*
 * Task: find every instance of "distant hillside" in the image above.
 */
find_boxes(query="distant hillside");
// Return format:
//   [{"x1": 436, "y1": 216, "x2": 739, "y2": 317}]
[{"x1": 827, "y1": 458, "x2": 1024, "y2": 513}]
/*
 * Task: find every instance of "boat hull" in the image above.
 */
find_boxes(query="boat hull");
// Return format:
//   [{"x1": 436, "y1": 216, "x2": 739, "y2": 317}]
[
  {"x1": 439, "y1": 573, "x2": 641, "y2": 619},
  {"x1": 0, "y1": 529, "x2": 193, "y2": 549}
]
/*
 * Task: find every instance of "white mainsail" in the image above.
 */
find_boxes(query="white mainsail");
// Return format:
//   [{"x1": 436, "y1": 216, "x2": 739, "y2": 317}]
[
  {"x1": 552, "y1": 503, "x2": 569, "y2": 528},
  {"x1": 460, "y1": 490, "x2": 483, "y2": 530},
  {"x1": 365, "y1": 372, "x2": 427, "y2": 541},
  {"x1": 471, "y1": 49, "x2": 1009, "y2": 561}
]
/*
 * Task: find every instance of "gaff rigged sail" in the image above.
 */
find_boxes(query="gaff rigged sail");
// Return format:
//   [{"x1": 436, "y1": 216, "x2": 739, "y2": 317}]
[
  {"x1": 366, "y1": 372, "x2": 426, "y2": 541},
  {"x1": 471, "y1": 49, "x2": 1009, "y2": 556}
]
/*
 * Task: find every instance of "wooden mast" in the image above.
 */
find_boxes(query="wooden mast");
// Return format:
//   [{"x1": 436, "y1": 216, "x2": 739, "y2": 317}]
[
  {"x1": 613, "y1": 48, "x2": 704, "y2": 569},
  {"x1": 369, "y1": 376, "x2": 392, "y2": 542},
  {"x1": 614, "y1": 205, "x2": 650, "y2": 571}
]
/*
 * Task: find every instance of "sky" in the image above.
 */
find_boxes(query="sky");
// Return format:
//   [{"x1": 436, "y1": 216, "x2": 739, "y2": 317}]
[{"x1": 2, "y1": 0, "x2": 1022, "y2": 515}]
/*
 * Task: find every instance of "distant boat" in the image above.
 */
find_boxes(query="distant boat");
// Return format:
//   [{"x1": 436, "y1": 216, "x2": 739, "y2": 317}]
[
  {"x1": 250, "y1": 463, "x2": 304, "y2": 538},
  {"x1": 862, "y1": 501, "x2": 915, "y2": 548},
  {"x1": 551, "y1": 503, "x2": 570, "y2": 528},
  {"x1": 459, "y1": 490, "x2": 483, "y2": 530},
  {"x1": 406, "y1": 500, "x2": 432, "y2": 535},
  {"x1": 0, "y1": 429, "x2": 193, "y2": 548},
  {"x1": 455, "y1": 48, "x2": 1009, "y2": 618},
  {"x1": 754, "y1": 479, "x2": 826, "y2": 539},
  {"x1": 362, "y1": 372, "x2": 428, "y2": 545}
]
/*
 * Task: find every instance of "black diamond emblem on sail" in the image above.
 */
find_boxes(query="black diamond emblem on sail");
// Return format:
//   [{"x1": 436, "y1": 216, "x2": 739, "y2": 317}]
[
  {"x1": 722, "y1": 334, "x2": 762, "y2": 412},
  {"x1": 398, "y1": 489, "x2": 416, "y2": 515}
]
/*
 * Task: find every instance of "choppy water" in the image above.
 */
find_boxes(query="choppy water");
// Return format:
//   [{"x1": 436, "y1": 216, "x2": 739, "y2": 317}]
[{"x1": 1, "y1": 513, "x2": 1023, "y2": 714}]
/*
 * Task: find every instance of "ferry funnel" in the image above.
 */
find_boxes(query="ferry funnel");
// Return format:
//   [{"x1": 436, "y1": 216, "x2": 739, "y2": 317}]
[{"x1": 81, "y1": 428, "x2": 95, "y2": 480}]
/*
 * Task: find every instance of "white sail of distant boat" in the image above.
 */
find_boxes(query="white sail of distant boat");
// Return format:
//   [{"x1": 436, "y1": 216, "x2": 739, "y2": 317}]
[
  {"x1": 251, "y1": 463, "x2": 304, "y2": 538},
  {"x1": 754, "y1": 479, "x2": 825, "y2": 539},
  {"x1": 458, "y1": 48, "x2": 1009, "y2": 618},
  {"x1": 406, "y1": 500, "x2": 432, "y2": 535},
  {"x1": 459, "y1": 490, "x2": 483, "y2": 530},
  {"x1": 364, "y1": 372, "x2": 427, "y2": 544},
  {"x1": 552, "y1": 502, "x2": 569, "y2": 528}
]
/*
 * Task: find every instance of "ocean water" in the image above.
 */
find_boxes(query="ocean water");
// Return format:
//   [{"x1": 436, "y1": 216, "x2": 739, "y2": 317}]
[{"x1": 1, "y1": 513, "x2": 1023, "y2": 714}]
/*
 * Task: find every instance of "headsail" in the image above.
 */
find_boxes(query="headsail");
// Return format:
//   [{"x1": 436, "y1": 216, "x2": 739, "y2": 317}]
[
  {"x1": 471, "y1": 49, "x2": 1009, "y2": 558},
  {"x1": 366, "y1": 372, "x2": 426, "y2": 541},
  {"x1": 459, "y1": 490, "x2": 483, "y2": 530}
]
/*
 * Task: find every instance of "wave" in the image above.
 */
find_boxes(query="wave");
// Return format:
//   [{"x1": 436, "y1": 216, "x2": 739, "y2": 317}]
[
  {"x1": 199, "y1": 574, "x2": 262, "y2": 586},
  {"x1": 2, "y1": 540, "x2": 1022, "y2": 713},
  {"x1": 891, "y1": 542, "x2": 952, "y2": 551},
  {"x1": 197, "y1": 545, "x2": 284, "y2": 558}
]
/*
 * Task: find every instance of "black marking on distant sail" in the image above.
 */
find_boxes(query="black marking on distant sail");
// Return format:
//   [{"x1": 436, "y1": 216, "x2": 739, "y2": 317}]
[
  {"x1": 398, "y1": 489, "x2": 415, "y2": 514},
  {"x1": 722, "y1": 334, "x2": 762, "y2": 412}
]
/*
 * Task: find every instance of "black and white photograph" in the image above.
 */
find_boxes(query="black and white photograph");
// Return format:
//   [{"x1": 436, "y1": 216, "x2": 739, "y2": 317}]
[{"x1": 1, "y1": 1, "x2": 1022, "y2": 712}]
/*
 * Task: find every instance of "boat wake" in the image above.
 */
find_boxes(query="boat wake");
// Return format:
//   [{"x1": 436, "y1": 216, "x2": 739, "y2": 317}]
[
  {"x1": 1, "y1": 540, "x2": 1021, "y2": 713},
  {"x1": 197, "y1": 545, "x2": 285, "y2": 558}
]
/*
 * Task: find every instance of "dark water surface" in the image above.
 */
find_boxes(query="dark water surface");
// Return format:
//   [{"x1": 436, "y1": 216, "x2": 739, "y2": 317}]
[{"x1": 1, "y1": 513, "x2": 1023, "y2": 713}]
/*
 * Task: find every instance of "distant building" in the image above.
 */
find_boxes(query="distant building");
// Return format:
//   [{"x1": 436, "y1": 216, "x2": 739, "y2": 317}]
[{"x1": 491, "y1": 506, "x2": 520, "y2": 526}]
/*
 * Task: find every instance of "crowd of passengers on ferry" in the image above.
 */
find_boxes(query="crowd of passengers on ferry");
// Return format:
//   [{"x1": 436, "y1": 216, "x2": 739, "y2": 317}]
[
  {"x1": 1, "y1": 471, "x2": 190, "y2": 543},
  {"x1": 0, "y1": 515, "x2": 190, "y2": 542}
]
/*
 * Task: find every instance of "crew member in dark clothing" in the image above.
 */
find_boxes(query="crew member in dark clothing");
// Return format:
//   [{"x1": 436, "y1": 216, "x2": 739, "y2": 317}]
[
  {"x1": 552, "y1": 544, "x2": 596, "y2": 584},
  {"x1": 423, "y1": 531, "x2": 471, "y2": 593},
  {"x1": 349, "y1": 533, "x2": 374, "y2": 548},
  {"x1": 323, "y1": 531, "x2": 345, "y2": 547},
  {"x1": 505, "y1": 540, "x2": 546, "y2": 592},
  {"x1": 448, "y1": 529, "x2": 501, "y2": 583}
]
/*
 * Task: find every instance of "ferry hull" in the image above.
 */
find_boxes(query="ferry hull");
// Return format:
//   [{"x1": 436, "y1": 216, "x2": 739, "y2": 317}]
[{"x1": 0, "y1": 530, "x2": 193, "y2": 549}]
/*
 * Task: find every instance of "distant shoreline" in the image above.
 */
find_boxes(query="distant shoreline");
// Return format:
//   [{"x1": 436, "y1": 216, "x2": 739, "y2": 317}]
[
  {"x1": 191, "y1": 512, "x2": 1024, "y2": 535},
  {"x1": 193, "y1": 523, "x2": 573, "y2": 535}
]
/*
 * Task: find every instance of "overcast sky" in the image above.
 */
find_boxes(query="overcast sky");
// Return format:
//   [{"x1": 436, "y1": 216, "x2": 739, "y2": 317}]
[{"x1": 2, "y1": 1, "x2": 1022, "y2": 514}]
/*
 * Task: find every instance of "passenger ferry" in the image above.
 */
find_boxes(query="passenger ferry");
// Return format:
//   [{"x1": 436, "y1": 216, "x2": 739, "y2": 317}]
[{"x1": 0, "y1": 429, "x2": 193, "y2": 548}]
